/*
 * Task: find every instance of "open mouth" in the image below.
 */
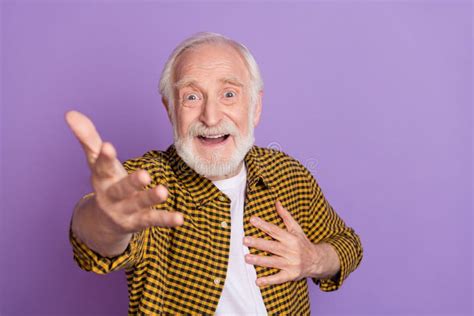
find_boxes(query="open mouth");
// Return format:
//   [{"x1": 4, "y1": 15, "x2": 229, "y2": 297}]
[{"x1": 197, "y1": 134, "x2": 230, "y2": 145}]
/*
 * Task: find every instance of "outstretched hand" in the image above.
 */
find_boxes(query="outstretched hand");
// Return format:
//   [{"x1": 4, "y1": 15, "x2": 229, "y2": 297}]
[{"x1": 65, "y1": 110, "x2": 183, "y2": 236}]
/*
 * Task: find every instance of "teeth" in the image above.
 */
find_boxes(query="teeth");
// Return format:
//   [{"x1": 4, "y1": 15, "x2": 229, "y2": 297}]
[{"x1": 202, "y1": 134, "x2": 226, "y2": 139}]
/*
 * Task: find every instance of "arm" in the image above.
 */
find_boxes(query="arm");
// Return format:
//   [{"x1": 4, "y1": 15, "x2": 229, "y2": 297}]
[
  {"x1": 308, "y1": 177, "x2": 363, "y2": 291},
  {"x1": 306, "y1": 175, "x2": 363, "y2": 290},
  {"x1": 66, "y1": 111, "x2": 183, "y2": 271},
  {"x1": 243, "y1": 179, "x2": 362, "y2": 290},
  {"x1": 71, "y1": 193, "x2": 132, "y2": 258}
]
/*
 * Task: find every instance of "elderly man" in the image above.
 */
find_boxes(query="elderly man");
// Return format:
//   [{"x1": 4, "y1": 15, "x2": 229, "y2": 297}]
[{"x1": 67, "y1": 32, "x2": 363, "y2": 315}]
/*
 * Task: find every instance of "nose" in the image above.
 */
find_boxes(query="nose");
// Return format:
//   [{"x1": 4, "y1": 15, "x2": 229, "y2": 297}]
[{"x1": 199, "y1": 96, "x2": 223, "y2": 127}]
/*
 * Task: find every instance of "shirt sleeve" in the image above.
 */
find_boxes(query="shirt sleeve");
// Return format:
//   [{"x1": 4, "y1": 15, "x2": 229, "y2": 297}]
[
  {"x1": 305, "y1": 173, "x2": 363, "y2": 291},
  {"x1": 69, "y1": 217, "x2": 149, "y2": 274},
  {"x1": 68, "y1": 157, "x2": 154, "y2": 274}
]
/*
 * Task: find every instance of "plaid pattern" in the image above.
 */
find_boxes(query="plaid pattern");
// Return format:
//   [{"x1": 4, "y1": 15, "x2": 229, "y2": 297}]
[{"x1": 70, "y1": 144, "x2": 363, "y2": 315}]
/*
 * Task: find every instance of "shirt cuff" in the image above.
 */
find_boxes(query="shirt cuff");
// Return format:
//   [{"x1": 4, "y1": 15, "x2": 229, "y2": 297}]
[
  {"x1": 311, "y1": 232, "x2": 358, "y2": 291},
  {"x1": 69, "y1": 219, "x2": 141, "y2": 274}
]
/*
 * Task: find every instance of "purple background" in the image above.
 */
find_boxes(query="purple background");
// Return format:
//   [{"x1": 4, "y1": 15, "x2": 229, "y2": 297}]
[{"x1": 1, "y1": 1, "x2": 472, "y2": 315}]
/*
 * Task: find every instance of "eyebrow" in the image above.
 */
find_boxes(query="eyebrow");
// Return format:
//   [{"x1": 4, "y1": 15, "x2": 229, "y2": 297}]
[
  {"x1": 174, "y1": 78, "x2": 200, "y2": 90},
  {"x1": 174, "y1": 76, "x2": 244, "y2": 90},
  {"x1": 220, "y1": 77, "x2": 244, "y2": 87}
]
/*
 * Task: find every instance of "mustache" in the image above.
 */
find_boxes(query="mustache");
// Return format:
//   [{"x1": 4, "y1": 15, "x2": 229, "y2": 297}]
[{"x1": 187, "y1": 120, "x2": 239, "y2": 137}]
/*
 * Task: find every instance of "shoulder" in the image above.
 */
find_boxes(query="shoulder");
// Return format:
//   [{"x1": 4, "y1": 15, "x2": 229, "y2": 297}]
[
  {"x1": 250, "y1": 145, "x2": 315, "y2": 185},
  {"x1": 122, "y1": 149, "x2": 173, "y2": 175}
]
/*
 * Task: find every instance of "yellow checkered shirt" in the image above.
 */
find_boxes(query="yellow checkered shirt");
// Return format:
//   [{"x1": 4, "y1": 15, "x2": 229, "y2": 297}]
[{"x1": 70, "y1": 144, "x2": 363, "y2": 315}]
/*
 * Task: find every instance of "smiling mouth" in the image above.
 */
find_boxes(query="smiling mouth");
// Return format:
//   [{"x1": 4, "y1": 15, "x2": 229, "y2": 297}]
[{"x1": 197, "y1": 134, "x2": 230, "y2": 145}]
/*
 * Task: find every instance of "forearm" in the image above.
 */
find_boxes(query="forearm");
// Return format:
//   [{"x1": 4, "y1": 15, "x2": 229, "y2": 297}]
[{"x1": 71, "y1": 195, "x2": 132, "y2": 258}]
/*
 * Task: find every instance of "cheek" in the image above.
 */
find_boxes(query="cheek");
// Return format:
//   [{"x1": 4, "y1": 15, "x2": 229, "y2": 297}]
[
  {"x1": 177, "y1": 119, "x2": 190, "y2": 137},
  {"x1": 176, "y1": 109, "x2": 199, "y2": 136},
  {"x1": 232, "y1": 107, "x2": 251, "y2": 134}
]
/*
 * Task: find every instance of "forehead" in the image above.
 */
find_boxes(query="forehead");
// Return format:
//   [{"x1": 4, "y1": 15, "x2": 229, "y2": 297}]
[{"x1": 173, "y1": 43, "x2": 250, "y2": 85}]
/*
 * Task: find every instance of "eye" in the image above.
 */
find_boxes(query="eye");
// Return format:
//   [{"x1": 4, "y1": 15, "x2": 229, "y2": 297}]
[
  {"x1": 186, "y1": 93, "x2": 200, "y2": 101},
  {"x1": 224, "y1": 91, "x2": 236, "y2": 98}
]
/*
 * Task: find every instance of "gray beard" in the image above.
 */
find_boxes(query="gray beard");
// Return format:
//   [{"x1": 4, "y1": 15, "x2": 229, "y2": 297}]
[{"x1": 174, "y1": 130, "x2": 254, "y2": 179}]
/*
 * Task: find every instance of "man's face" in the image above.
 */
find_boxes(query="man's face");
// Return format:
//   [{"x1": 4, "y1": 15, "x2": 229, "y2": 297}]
[{"x1": 169, "y1": 43, "x2": 261, "y2": 179}]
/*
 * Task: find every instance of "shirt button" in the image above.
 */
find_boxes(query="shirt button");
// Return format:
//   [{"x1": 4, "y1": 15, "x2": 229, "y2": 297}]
[
  {"x1": 220, "y1": 221, "x2": 228, "y2": 228},
  {"x1": 214, "y1": 278, "x2": 220, "y2": 285},
  {"x1": 218, "y1": 195, "x2": 226, "y2": 202}
]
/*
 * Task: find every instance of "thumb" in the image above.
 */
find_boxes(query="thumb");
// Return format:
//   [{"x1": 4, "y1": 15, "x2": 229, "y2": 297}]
[{"x1": 65, "y1": 110, "x2": 103, "y2": 166}]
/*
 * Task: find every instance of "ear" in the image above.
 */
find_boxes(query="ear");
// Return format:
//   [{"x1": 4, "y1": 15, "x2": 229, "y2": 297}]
[
  {"x1": 252, "y1": 90, "x2": 263, "y2": 127},
  {"x1": 162, "y1": 96, "x2": 173, "y2": 123}
]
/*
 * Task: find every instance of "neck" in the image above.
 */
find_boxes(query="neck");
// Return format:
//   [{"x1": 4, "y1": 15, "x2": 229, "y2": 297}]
[{"x1": 206, "y1": 161, "x2": 244, "y2": 181}]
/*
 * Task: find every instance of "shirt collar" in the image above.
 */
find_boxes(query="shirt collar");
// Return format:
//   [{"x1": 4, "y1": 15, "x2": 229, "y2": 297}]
[{"x1": 165, "y1": 144, "x2": 270, "y2": 205}]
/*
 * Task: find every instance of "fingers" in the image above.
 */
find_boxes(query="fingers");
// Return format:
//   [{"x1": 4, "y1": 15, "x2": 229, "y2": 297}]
[
  {"x1": 275, "y1": 200, "x2": 302, "y2": 233},
  {"x1": 131, "y1": 209, "x2": 184, "y2": 229},
  {"x1": 118, "y1": 184, "x2": 169, "y2": 214},
  {"x1": 250, "y1": 216, "x2": 291, "y2": 241},
  {"x1": 106, "y1": 169, "x2": 151, "y2": 201},
  {"x1": 65, "y1": 110, "x2": 103, "y2": 166},
  {"x1": 99, "y1": 184, "x2": 180, "y2": 233},
  {"x1": 256, "y1": 271, "x2": 289, "y2": 287},
  {"x1": 243, "y1": 236, "x2": 284, "y2": 256},
  {"x1": 245, "y1": 253, "x2": 284, "y2": 270},
  {"x1": 93, "y1": 142, "x2": 127, "y2": 179}
]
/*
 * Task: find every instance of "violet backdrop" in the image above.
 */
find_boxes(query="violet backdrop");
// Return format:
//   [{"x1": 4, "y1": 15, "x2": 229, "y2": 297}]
[{"x1": 1, "y1": 1, "x2": 472, "y2": 315}]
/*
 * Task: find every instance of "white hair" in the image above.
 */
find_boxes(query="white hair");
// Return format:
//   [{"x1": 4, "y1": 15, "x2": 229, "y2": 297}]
[{"x1": 158, "y1": 32, "x2": 264, "y2": 120}]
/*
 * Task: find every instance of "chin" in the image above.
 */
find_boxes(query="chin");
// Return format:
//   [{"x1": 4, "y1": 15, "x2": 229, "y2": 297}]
[{"x1": 175, "y1": 133, "x2": 254, "y2": 179}]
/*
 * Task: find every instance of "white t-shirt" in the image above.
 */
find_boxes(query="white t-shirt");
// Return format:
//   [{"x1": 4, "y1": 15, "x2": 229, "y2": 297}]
[{"x1": 213, "y1": 164, "x2": 268, "y2": 316}]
